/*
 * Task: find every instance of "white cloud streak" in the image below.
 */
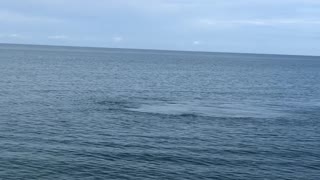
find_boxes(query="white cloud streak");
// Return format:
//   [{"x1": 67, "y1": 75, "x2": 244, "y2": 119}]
[
  {"x1": 0, "y1": 10, "x2": 62, "y2": 24},
  {"x1": 193, "y1": 41, "x2": 200, "y2": 45},
  {"x1": 48, "y1": 35, "x2": 68, "y2": 39},
  {"x1": 0, "y1": 33, "x2": 25, "y2": 39},
  {"x1": 112, "y1": 36, "x2": 123, "y2": 43},
  {"x1": 197, "y1": 18, "x2": 320, "y2": 27}
]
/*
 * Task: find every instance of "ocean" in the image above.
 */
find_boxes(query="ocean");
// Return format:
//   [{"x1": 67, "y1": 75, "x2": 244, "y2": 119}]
[{"x1": 0, "y1": 44, "x2": 319, "y2": 179}]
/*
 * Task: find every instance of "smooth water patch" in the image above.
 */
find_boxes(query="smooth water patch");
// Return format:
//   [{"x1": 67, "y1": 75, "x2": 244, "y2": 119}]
[{"x1": 127, "y1": 101, "x2": 285, "y2": 118}]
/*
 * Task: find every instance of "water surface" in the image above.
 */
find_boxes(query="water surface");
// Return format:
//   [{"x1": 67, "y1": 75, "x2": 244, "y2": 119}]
[{"x1": 0, "y1": 44, "x2": 319, "y2": 179}]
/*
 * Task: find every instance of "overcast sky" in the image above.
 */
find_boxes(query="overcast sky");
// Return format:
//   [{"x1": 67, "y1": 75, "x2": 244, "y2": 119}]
[{"x1": 0, "y1": 0, "x2": 319, "y2": 55}]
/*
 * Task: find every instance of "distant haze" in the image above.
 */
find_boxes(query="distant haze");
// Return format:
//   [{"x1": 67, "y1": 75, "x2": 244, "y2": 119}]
[{"x1": 0, "y1": 0, "x2": 320, "y2": 56}]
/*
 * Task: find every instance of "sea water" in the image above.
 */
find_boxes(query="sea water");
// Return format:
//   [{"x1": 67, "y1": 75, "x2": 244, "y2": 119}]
[{"x1": 0, "y1": 44, "x2": 319, "y2": 179}]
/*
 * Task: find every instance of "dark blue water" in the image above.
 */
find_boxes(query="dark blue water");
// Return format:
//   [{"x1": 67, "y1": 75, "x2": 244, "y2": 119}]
[{"x1": 0, "y1": 44, "x2": 320, "y2": 179}]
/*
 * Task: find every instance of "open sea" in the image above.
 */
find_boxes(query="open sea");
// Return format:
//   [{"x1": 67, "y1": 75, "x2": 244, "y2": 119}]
[{"x1": 0, "y1": 44, "x2": 319, "y2": 179}]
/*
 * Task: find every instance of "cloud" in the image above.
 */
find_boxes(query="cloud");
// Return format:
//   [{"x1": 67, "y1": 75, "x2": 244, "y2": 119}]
[
  {"x1": 193, "y1": 41, "x2": 200, "y2": 45},
  {"x1": 9, "y1": 34, "x2": 19, "y2": 37},
  {"x1": 112, "y1": 36, "x2": 123, "y2": 43},
  {"x1": 0, "y1": 10, "x2": 62, "y2": 24},
  {"x1": 0, "y1": 0, "x2": 190, "y2": 18},
  {"x1": 0, "y1": 33, "x2": 25, "y2": 39},
  {"x1": 48, "y1": 35, "x2": 68, "y2": 39},
  {"x1": 196, "y1": 18, "x2": 320, "y2": 27}
]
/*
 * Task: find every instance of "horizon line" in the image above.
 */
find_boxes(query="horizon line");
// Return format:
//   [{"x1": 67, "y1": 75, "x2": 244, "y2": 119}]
[{"x1": 0, "y1": 42, "x2": 319, "y2": 58}]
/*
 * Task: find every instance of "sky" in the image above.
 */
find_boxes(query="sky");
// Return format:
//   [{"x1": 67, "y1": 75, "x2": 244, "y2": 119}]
[{"x1": 0, "y1": 0, "x2": 320, "y2": 56}]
